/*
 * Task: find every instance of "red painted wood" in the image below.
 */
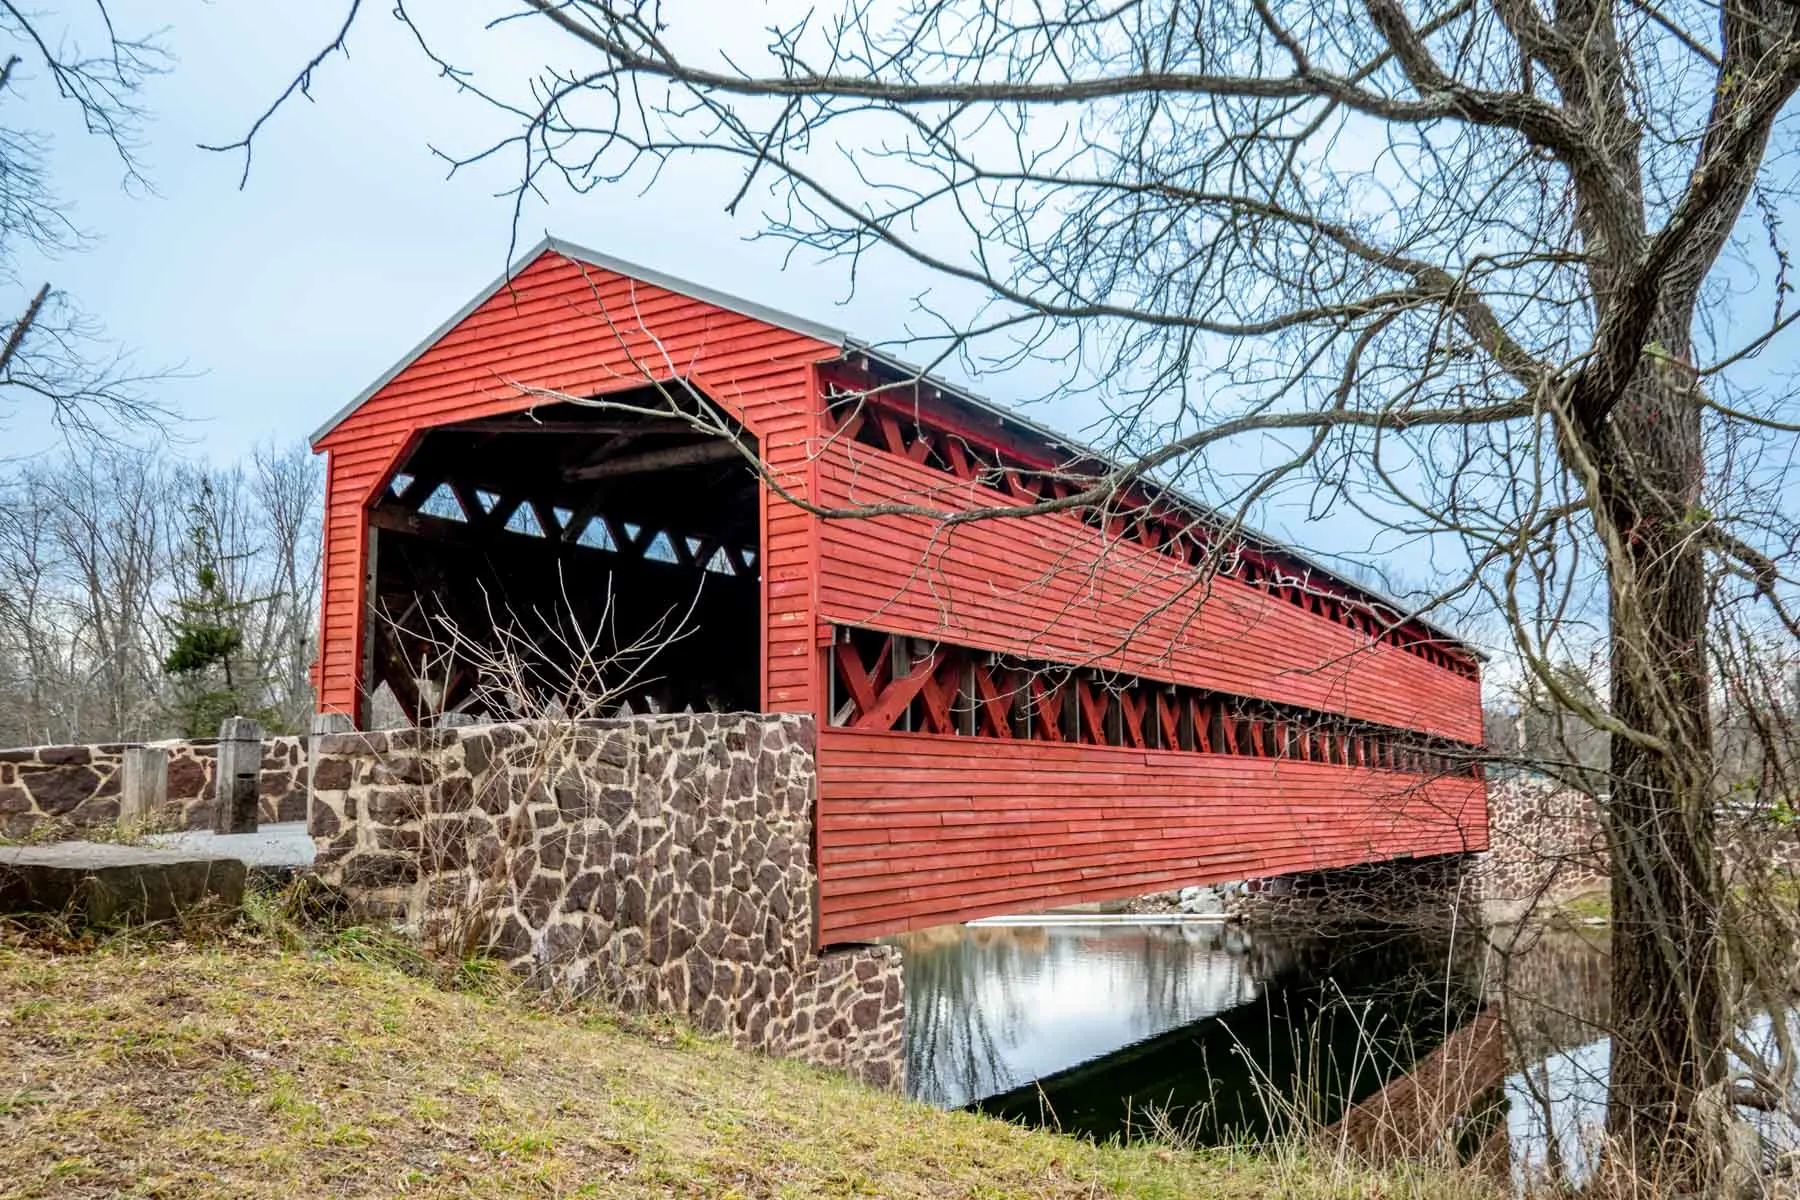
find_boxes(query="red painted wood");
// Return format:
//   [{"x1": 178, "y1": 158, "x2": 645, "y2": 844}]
[
  {"x1": 811, "y1": 439, "x2": 1482, "y2": 741},
  {"x1": 819, "y1": 386, "x2": 1476, "y2": 673},
  {"x1": 315, "y1": 249, "x2": 834, "y2": 717},
  {"x1": 816, "y1": 727, "x2": 1488, "y2": 941},
  {"x1": 973, "y1": 669, "x2": 1015, "y2": 738}
]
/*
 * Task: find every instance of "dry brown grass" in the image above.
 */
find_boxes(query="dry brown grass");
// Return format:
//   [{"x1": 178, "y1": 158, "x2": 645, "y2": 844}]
[{"x1": 0, "y1": 926, "x2": 1495, "y2": 1199}]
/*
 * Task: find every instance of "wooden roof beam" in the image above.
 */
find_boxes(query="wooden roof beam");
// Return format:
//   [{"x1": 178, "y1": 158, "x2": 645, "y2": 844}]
[
  {"x1": 437, "y1": 417, "x2": 700, "y2": 437},
  {"x1": 564, "y1": 440, "x2": 744, "y2": 481}
]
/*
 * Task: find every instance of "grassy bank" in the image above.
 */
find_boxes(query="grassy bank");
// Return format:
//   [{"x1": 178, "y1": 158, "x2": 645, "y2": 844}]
[
  {"x1": 0, "y1": 923, "x2": 1492, "y2": 1198},
  {"x1": 1547, "y1": 888, "x2": 1611, "y2": 927}
]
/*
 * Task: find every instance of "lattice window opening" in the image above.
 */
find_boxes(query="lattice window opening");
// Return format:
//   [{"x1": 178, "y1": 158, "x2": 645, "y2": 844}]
[
  {"x1": 385, "y1": 474, "x2": 757, "y2": 582},
  {"x1": 504, "y1": 504, "x2": 546, "y2": 538},
  {"x1": 417, "y1": 482, "x2": 469, "y2": 523},
  {"x1": 642, "y1": 530, "x2": 681, "y2": 564},
  {"x1": 575, "y1": 519, "x2": 618, "y2": 552},
  {"x1": 827, "y1": 626, "x2": 1483, "y2": 780},
  {"x1": 821, "y1": 389, "x2": 1479, "y2": 682}
]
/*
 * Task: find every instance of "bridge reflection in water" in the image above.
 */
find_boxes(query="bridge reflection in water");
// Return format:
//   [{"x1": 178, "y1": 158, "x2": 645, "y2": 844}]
[{"x1": 897, "y1": 919, "x2": 1610, "y2": 1176}]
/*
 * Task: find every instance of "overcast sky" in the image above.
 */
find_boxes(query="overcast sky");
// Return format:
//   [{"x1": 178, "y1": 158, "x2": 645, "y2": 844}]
[
  {"x1": 11, "y1": 3, "x2": 970, "y2": 463},
  {"x1": 18, "y1": 1, "x2": 1791, "y2": 654}
]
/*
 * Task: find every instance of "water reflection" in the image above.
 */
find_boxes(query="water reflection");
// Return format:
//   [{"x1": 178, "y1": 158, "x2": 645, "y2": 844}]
[
  {"x1": 1493, "y1": 931, "x2": 1800, "y2": 1190},
  {"x1": 899, "y1": 919, "x2": 1488, "y2": 1141},
  {"x1": 1488, "y1": 927, "x2": 1615, "y2": 1187},
  {"x1": 900, "y1": 916, "x2": 1630, "y2": 1181},
  {"x1": 898, "y1": 921, "x2": 1270, "y2": 1109}
]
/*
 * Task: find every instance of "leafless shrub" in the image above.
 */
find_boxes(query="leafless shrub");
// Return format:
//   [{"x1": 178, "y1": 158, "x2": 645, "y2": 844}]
[{"x1": 377, "y1": 576, "x2": 697, "y2": 968}]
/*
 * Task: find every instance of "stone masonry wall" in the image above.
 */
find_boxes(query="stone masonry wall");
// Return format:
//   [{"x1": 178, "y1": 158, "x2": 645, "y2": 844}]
[
  {"x1": 1233, "y1": 851, "x2": 1479, "y2": 930},
  {"x1": 308, "y1": 712, "x2": 906, "y2": 1090},
  {"x1": 1474, "y1": 776, "x2": 1800, "y2": 920},
  {"x1": 1471, "y1": 778, "x2": 1608, "y2": 918},
  {"x1": 0, "y1": 736, "x2": 308, "y2": 839}
]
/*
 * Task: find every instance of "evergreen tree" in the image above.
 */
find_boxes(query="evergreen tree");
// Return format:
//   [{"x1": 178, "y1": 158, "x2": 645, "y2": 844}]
[{"x1": 162, "y1": 479, "x2": 270, "y2": 736}]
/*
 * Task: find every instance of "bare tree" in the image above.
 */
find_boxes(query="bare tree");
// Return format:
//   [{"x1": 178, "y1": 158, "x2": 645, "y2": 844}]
[
  {"x1": 0, "y1": 2, "x2": 175, "y2": 436},
  {"x1": 55, "y1": 446, "x2": 175, "y2": 739},
  {"x1": 0, "y1": 441, "x2": 323, "y2": 743},
  {"x1": 238, "y1": 0, "x2": 1800, "y2": 1186},
  {"x1": 248, "y1": 443, "x2": 325, "y2": 730},
  {"x1": 0, "y1": 464, "x2": 75, "y2": 743}
]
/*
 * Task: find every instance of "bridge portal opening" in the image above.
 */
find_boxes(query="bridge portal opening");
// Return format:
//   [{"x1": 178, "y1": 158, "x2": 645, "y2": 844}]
[{"x1": 361, "y1": 386, "x2": 761, "y2": 725}]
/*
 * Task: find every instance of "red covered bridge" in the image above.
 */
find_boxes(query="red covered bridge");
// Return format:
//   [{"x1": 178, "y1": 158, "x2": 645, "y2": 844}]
[{"x1": 311, "y1": 237, "x2": 1488, "y2": 944}]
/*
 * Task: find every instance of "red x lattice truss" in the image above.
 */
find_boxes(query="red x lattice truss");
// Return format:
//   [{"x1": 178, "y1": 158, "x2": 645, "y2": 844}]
[{"x1": 827, "y1": 626, "x2": 1482, "y2": 779}]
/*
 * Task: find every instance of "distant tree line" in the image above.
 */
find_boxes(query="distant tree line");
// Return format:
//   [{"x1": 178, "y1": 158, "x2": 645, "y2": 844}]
[
  {"x1": 1483, "y1": 650, "x2": 1799, "y2": 811},
  {"x1": 0, "y1": 442, "x2": 321, "y2": 746}
]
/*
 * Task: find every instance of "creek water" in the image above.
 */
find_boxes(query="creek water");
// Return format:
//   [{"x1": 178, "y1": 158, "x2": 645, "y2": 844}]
[{"x1": 896, "y1": 917, "x2": 1619, "y2": 1181}]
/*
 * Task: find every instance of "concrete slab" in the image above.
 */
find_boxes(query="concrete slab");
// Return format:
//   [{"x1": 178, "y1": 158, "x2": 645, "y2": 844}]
[
  {"x1": 147, "y1": 821, "x2": 315, "y2": 869},
  {"x1": 0, "y1": 842, "x2": 247, "y2": 924}
]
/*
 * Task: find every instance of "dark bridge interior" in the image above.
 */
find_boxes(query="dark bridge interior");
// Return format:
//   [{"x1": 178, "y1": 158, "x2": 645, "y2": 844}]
[{"x1": 364, "y1": 387, "x2": 761, "y2": 724}]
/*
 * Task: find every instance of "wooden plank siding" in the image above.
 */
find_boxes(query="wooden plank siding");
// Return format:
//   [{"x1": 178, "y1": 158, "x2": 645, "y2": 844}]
[
  {"x1": 314, "y1": 249, "x2": 834, "y2": 717},
  {"x1": 314, "y1": 244, "x2": 1487, "y2": 945},
  {"x1": 816, "y1": 729, "x2": 1488, "y2": 941},
  {"x1": 812, "y1": 438, "x2": 1482, "y2": 743}
]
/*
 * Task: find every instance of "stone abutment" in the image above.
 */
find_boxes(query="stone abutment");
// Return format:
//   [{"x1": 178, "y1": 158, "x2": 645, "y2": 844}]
[{"x1": 306, "y1": 711, "x2": 905, "y2": 1090}]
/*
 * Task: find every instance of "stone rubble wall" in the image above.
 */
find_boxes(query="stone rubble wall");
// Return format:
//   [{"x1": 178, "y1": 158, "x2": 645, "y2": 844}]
[
  {"x1": 1471, "y1": 778, "x2": 1608, "y2": 917},
  {"x1": 1474, "y1": 776, "x2": 1800, "y2": 920},
  {"x1": 1231, "y1": 850, "x2": 1479, "y2": 930},
  {"x1": 0, "y1": 736, "x2": 308, "y2": 838},
  {"x1": 307, "y1": 712, "x2": 905, "y2": 1090}
]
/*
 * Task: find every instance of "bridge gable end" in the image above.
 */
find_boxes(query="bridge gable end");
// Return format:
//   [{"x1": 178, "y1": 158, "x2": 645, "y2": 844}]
[
  {"x1": 314, "y1": 245, "x2": 838, "y2": 466},
  {"x1": 311, "y1": 243, "x2": 839, "y2": 719}
]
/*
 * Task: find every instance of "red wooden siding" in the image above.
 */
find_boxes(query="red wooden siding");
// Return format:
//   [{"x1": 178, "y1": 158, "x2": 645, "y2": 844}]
[
  {"x1": 816, "y1": 728, "x2": 1488, "y2": 942},
  {"x1": 314, "y1": 250, "x2": 834, "y2": 717},
  {"x1": 316, "y1": 245, "x2": 1488, "y2": 945},
  {"x1": 813, "y1": 437, "x2": 1482, "y2": 743}
]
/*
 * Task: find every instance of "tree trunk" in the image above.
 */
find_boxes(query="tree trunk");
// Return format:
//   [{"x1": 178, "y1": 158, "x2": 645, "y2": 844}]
[{"x1": 1593, "y1": 364, "x2": 1726, "y2": 1188}]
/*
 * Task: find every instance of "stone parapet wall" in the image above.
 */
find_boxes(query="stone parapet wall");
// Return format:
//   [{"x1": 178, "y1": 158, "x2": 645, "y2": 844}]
[
  {"x1": 1474, "y1": 777, "x2": 1800, "y2": 920},
  {"x1": 1472, "y1": 778, "x2": 1608, "y2": 916},
  {"x1": 0, "y1": 735, "x2": 307, "y2": 838},
  {"x1": 308, "y1": 712, "x2": 905, "y2": 1090}
]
